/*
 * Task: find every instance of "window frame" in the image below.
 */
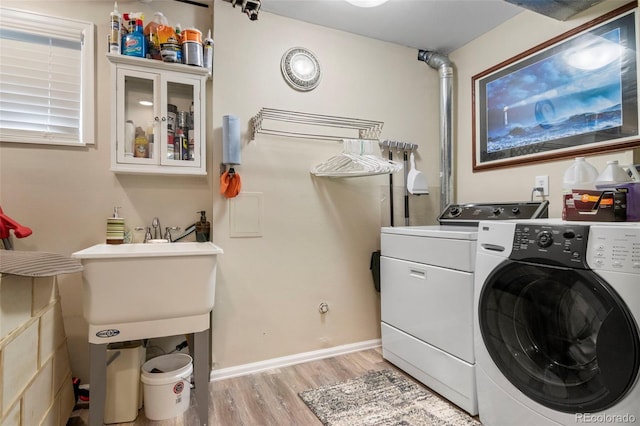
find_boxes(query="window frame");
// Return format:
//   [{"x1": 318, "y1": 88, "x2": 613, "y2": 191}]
[{"x1": 0, "y1": 7, "x2": 95, "y2": 146}]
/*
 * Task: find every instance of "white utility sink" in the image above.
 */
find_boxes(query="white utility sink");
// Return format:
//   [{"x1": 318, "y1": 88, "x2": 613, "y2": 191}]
[
  {"x1": 72, "y1": 242, "x2": 223, "y2": 343},
  {"x1": 72, "y1": 241, "x2": 222, "y2": 426}
]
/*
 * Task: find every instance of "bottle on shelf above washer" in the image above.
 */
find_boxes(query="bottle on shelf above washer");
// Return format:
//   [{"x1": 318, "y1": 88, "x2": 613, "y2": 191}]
[
  {"x1": 595, "y1": 160, "x2": 633, "y2": 189},
  {"x1": 562, "y1": 157, "x2": 599, "y2": 191}
]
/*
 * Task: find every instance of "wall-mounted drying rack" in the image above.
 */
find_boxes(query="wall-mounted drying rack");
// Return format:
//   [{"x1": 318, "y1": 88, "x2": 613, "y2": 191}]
[{"x1": 251, "y1": 108, "x2": 384, "y2": 141}]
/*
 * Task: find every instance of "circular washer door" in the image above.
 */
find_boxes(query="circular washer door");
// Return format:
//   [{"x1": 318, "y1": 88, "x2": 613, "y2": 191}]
[{"x1": 479, "y1": 260, "x2": 639, "y2": 413}]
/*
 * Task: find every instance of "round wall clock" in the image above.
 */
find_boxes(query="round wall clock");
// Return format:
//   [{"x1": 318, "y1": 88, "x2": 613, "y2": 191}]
[{"x1": 281, "y1": 47, "x2": 321, "y2": 91}]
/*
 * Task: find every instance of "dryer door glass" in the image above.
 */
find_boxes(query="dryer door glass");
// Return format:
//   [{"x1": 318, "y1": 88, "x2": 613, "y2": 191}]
[{"x1": 479, "y1": 260, "x2": 640, "y2": 413}]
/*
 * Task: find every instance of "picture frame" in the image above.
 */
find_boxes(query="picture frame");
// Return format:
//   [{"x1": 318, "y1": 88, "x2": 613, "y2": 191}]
[{"x1": 472, "y1": 3, "x2": 640, "y2": 171}]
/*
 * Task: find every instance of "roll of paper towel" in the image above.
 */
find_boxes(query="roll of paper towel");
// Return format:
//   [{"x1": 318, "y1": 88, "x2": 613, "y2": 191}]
[{"x1": 222, "y1": 115, "x2": 241, "y2": 165}]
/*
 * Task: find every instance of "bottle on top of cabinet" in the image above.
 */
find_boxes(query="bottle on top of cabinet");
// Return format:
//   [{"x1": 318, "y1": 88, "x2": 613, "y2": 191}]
[
  {"x1": 203, "y1": 29, "x2": 213, "y2": 76},
  {"x1": 144, "y1": 12, "x2": 168, "y2": 60},
  {"x1": 122, "y1": 19, "x2": 146, "y2": 58},
  {"x1": 108, "y1": 1, "x2": 121, "y2": 54}
]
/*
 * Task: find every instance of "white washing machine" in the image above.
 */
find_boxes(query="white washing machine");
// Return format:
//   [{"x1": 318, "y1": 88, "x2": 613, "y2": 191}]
[
  {"x1": 474, "y1": 219, "x2": 640, "y2": 425},
  {"x1": 380, "y1": 202, "x2": 548, "y2": 415}
]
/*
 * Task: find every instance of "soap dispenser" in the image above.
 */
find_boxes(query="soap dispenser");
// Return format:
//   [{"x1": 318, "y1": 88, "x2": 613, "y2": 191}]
[
  {"x1": 195, "y1": 210, "x2": 210, "y2": 242},
  {"x1": 106, "y1": 207, "x2": 125, "y2": 245}
]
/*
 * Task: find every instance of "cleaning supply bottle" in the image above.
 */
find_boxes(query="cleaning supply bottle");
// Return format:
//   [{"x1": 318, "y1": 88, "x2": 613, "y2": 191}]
[
  {"x1": 562, "y1": 157, "x2": 599, "y2": 192},
  {"x1": 108, "y1": 1, "x2": 122, "y2": 54},
  {"x1": 175, "y1": 23, "x2": 183, "y2": 63},
  {"x1": 106, "y1": 207, "x2": 125, "y2": 245},
  {"x1": 195, "y1": 210, "x2": 210, "y2": 242},
  {"x1": 595, "y1": 160, "x2": 632, "y2": 189},
  {"x1": 203, "y1": 29, "x2": 214, "y2": 76},
  {"x1": 144, "y1": 12, "x2": 168, "y2": 60},
  {"x1": 122, "y1": 19, "x2": 146, "y2": 58}
]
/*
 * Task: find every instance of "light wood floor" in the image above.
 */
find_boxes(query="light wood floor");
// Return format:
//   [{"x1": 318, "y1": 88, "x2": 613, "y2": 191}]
[{"x1": 68, "y1": 347, "x2": 474, "y2": 426}]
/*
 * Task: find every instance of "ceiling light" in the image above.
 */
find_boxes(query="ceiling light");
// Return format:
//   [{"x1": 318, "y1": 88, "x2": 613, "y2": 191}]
[{"x1": 344, "y1": 0, "x2": 389, "y2": 7}]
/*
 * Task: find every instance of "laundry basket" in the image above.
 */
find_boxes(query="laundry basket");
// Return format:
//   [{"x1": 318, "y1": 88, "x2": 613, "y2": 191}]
[{"x1": 140, "y1": 354, "x2": 192, "y2": 420}]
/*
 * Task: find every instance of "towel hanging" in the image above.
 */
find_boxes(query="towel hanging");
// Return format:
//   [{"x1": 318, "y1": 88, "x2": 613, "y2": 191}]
[{"x1": 220, "y1": 168, "x2": 242, "y2": 198}]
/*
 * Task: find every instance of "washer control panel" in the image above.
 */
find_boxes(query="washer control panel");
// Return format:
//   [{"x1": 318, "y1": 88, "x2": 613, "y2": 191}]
[
  {"x1": 510, "y1": 223, "x2": 590, "y2": 268},
  {"x1": 587, "y1": 226, "x2": 640, "y2": 274},
  {"x1": 438, "y1": 201, "x2": 549, "y2": 226}
]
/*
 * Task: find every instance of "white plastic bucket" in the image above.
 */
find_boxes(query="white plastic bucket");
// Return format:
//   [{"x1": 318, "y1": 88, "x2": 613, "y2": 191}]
[{"x1": 140, "y1": 354, "x2": 192, "y2": 420}]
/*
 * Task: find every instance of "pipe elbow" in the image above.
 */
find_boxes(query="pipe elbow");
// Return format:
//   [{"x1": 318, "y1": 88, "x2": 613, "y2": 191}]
[{"x1": 417, "y1": 50, "x2": 452, "y2": 70}]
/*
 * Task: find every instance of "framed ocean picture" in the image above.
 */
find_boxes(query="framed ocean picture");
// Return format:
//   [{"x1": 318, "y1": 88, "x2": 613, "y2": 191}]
[{"x1": 472, "y1": 3, "x2": 639, "y2": 171}]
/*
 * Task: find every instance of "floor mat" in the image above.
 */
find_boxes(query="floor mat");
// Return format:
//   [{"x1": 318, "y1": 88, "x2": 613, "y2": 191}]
[{"x1": 298, "y1": 369, "x2": 480, "y2": 426}]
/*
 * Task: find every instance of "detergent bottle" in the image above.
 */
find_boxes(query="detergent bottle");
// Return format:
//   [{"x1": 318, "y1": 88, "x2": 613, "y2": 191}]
[
  {"x1": 144, "y1": 12, "x2": 168, "y2": 60},
  {"x1": 595, "y1": 160, "x2": 632, "y2": 189},
  {"x1": 562, "y1": 157, "x2": 599, "y2": 192},
  {"x1": 122, "y1": 19, "x2": 146, "y2": 58}
]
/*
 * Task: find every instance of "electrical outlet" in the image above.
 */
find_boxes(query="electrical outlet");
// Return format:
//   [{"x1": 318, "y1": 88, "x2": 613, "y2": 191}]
[{"x1": 535, "y1": 175, "x2": 549, "y2": 196}]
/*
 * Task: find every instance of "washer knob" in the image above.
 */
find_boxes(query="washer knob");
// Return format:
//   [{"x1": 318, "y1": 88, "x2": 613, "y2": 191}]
[
  {"x1": 537, "y1": 231, "x2": 553, "y2": 248},
  {"x1": 449, "y1": 207, "x2": 461, "y2": 217},
  {"x1": 492, "y1": 208, "x2": 501, "y2": 216},
  {"x1": 512, "y1": 207, "x2": 520, "y2": 215}
]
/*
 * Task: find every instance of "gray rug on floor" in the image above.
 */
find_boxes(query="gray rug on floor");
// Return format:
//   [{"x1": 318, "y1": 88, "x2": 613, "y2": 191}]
[{"x1": 299, "y1": 369, "x2": 481, "y2": 426}]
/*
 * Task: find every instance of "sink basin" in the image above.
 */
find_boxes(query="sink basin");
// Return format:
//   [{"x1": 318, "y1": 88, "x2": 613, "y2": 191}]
[{"x1": 72, "y1": 242, "x2": 223, "y2": 343}]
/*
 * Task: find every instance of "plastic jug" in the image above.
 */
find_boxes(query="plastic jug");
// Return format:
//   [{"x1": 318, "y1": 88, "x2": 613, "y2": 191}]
[
  {"x1": 144, "y1": 12, "x2": 168, "y2": 60},
  {"x1": 562, "y1": 157, "x2": 599, "y2": 191},
  {"x1": 595, "y1": 160, "x2": 632, "y2": 189}
]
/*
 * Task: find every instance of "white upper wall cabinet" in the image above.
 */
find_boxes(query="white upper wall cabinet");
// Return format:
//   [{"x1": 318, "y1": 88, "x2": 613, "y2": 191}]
[{"x1": 108, "y1": 54, "x2": 208, "y2": 175}]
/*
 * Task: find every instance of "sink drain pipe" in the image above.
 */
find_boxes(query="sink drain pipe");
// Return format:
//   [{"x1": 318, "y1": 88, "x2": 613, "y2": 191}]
[{"x1": 417, "y1": 50, "x2": 454, "y2": 212}]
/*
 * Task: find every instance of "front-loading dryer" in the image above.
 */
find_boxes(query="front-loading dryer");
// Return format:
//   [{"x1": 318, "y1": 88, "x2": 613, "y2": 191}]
[{"x1": 474, "y1": 220, "x2": 640, "y2": 425}]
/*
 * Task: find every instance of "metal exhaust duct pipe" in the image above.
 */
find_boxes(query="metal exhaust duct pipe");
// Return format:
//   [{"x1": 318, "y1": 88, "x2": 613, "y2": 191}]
[{"x1": 418, "y1": 50, "x2": 453, "y2": 212}]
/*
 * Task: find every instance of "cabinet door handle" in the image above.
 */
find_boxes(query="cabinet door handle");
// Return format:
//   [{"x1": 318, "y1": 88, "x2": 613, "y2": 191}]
[
  {"x1": 161, "y1": 116, "x2": 166, "y2": 121},
  {"x1": 409, "y1": 268, "x2": 427, "y2": 279},
  {"x1": 154, "y1": 116, "x2": 160, "y2": 122}
]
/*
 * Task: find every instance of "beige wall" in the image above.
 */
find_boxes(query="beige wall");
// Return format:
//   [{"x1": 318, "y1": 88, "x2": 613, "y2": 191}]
[
  {"x1": 0, "y1": 0, "x2": 215, "y2": 382},
  {"x1": 209, "y1": 3, "x2": 439, "y2": 369},
  {"x1": 451, "y1": 0, "x2": 637, "y2": 217},
  {"x1": 0, "y1": 0, "x2": 438, "y2": 381}
]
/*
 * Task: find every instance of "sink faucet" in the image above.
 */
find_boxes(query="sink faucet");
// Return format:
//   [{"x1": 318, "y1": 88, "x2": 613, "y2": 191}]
[
  {"x1": 144, "y1": 218, "x2": 180, "y2": 242},
  {"x1": 163, "y1": 226, "x2": 180, "y2": 242},
  {"x1": 151, "y1": 217, "x2": 161, "y2": 239}
]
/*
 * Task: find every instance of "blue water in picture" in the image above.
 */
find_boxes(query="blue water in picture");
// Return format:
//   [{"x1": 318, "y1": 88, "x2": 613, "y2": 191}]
[{"x1": 485, "y1": 28, "x2": 623, "y2": 154}]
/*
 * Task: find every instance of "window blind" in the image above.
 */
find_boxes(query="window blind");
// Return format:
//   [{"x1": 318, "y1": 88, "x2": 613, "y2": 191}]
[{"x1": 0, "y1": 7, "x2": 95, "y2": 146}]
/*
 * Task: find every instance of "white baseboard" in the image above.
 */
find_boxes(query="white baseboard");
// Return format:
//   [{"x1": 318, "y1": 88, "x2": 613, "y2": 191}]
[{"x1": 210, "y1": 339, "x2": 381, "y2": 382}]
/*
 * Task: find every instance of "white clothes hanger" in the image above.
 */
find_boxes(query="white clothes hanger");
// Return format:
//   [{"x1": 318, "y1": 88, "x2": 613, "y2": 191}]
[{"x1": 310, "y1": 139, "x2": 403, "y2": 177}]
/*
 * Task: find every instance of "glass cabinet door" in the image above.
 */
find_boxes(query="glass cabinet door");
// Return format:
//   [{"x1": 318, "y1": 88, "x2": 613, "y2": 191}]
[
  {"x1": 161, "y1": 75, "x2": 201, "y2": 168},
  {"x1": 116, "y1": 68, "x2": 160, "y2": 165},
  {"x1": 109, "y1": 54, "x2": 207, "y2": 175}
]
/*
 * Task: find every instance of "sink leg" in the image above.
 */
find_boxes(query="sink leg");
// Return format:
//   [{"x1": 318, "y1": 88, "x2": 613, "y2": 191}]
[
  {"x1": 89, "y1": 343, "x2": 108, "y2": 426},
  {"x1": 193, "y1": 329, "x2": 210, "y2": 426}
]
